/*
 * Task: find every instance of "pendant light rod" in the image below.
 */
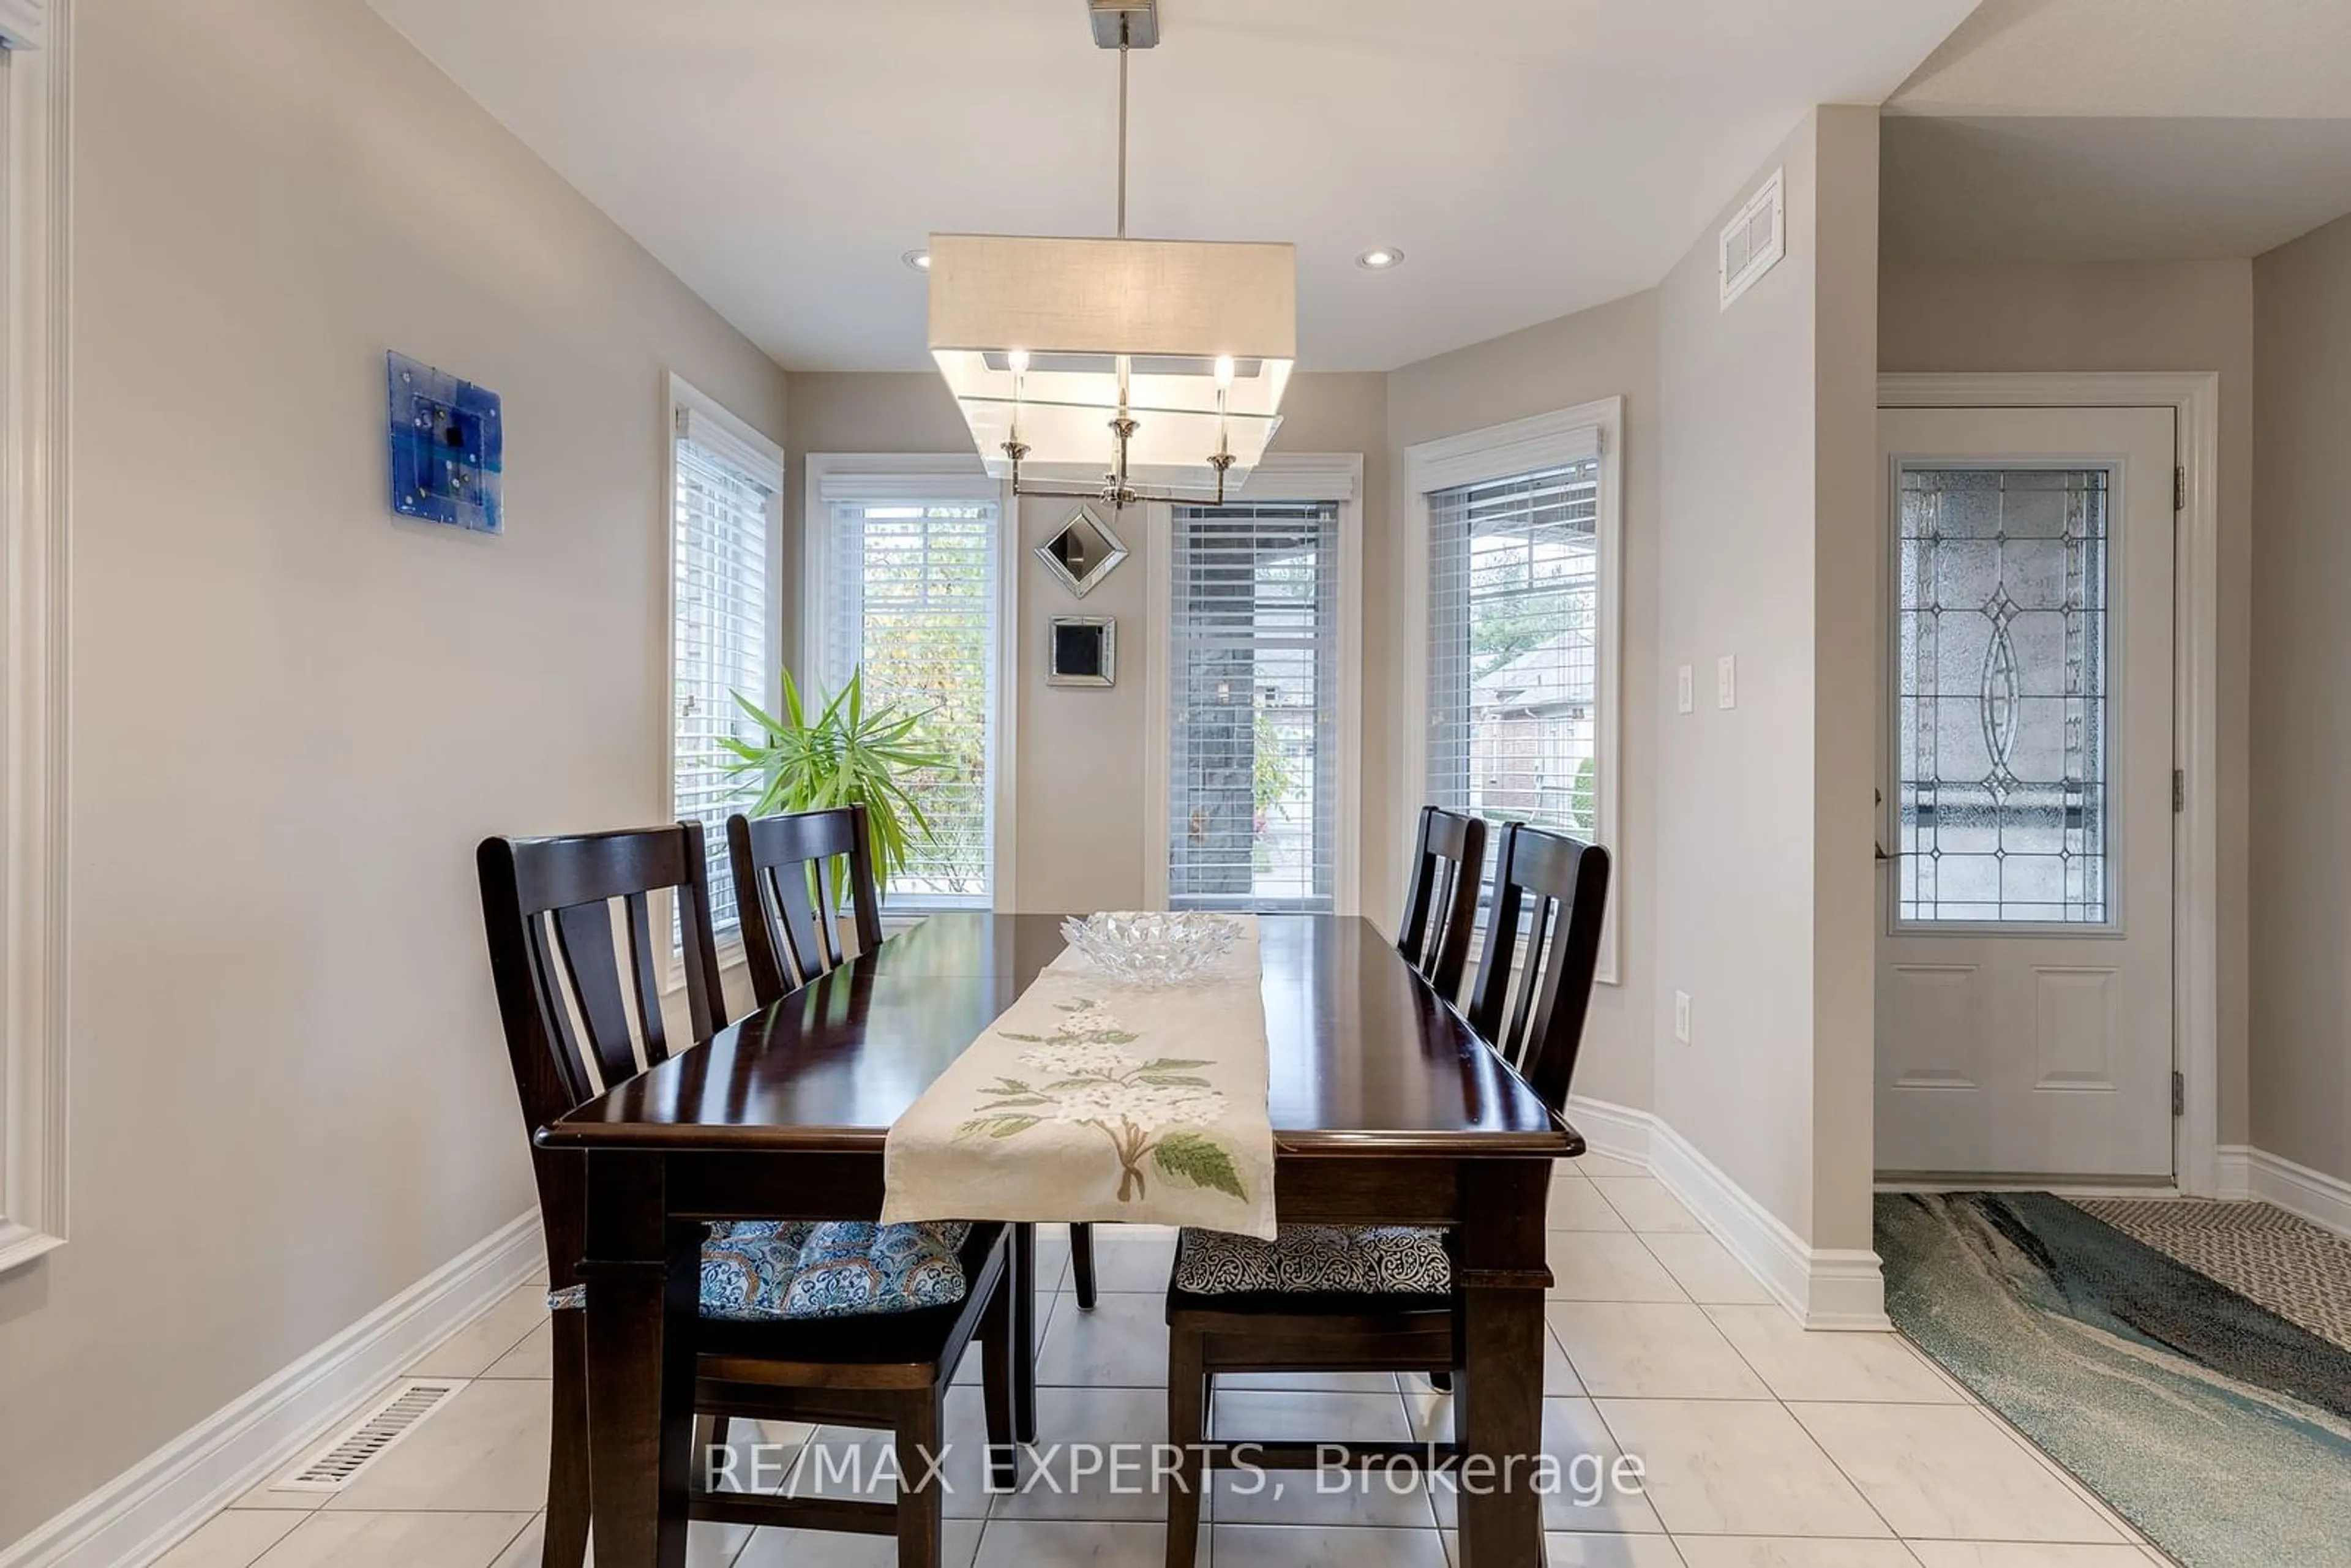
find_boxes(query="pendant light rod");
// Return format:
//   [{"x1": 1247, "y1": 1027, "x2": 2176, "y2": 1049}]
[
  {"x1": 984, "y1": 0, "x2": 1248, "y2": 518},
  {"x1": 1116, "y1": 36, "x2": 1129, "y2": 239}
]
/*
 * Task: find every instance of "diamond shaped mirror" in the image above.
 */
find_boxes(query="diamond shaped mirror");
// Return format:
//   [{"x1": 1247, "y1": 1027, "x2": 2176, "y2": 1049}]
[{"x1": 1035, "y1": 504, "x2": 1129, "y2": 599}]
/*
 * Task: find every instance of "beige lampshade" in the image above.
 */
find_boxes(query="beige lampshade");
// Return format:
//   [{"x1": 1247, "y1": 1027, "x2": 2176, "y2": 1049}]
[{"x1": 928, "y1": 233, "x2": 1296, "y2": 490}]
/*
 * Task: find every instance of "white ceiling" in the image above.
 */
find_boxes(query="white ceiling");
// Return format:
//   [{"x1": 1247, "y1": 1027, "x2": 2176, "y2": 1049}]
[
  {"x1": 1884, "y1": 0, "x2": 2351, "y2": 261},
  {"x1": 1889, "y1": 0, "x2": 2351, "y2": 119},
  {"x1": 366, "y1": 0, "x2": 1975, "y2": 372}
]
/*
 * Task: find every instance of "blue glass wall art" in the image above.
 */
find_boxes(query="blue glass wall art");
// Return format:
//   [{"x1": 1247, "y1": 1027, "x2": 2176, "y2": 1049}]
[{"x1": 386, "y1": 351, "x2": 503, "y2": 534}]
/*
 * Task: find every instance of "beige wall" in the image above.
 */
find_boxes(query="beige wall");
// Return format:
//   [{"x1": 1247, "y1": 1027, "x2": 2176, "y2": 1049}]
[
  {"x1": 1384, "y1": 293, "x2": 1661, "y2": 1112},
  {"x1": 783, "y1": 372, "x2": 1389, "y2": 915},
  {"x1": 2249, "y1": 214, "x2": 2351, "y2": 1186},
  {"x1": 0, "y1": 0, "x2": 789, "y2": 1544},
  {"x1": 1808, "y1": 109, "x2": 1884, "y2": 1252},
  {"x1": 1879, "y1": 258, "x2": 2258, "y2": 1150},
  {"x1": 1650, "y1": 107, "x2": 1883, "y2": 1251}
]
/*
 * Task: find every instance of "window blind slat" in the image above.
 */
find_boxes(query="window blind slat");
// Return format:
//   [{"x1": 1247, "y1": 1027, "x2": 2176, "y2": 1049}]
[
  {"x1": 1427, "y1": 461, "x2": 1603, "y2": 864},
  {"x1": 825, "y1": 498, "x2": 999, "y2": 908},
  {"x1": 672, "y1": 438, "x2": 775, "y2": 942},
  {"x1": 1166, "y1": 503, "x2": 1341, "y2": 914}
]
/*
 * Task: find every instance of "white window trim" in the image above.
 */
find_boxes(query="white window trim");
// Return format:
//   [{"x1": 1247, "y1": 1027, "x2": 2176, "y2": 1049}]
[
  {"x1": 1, "y1": 2, "x2": 72, "y2": 1275},
  {"x1": 1142, "y1": 453, "x2": 1365, "y2": 917},
  {"x1": 1401, "y1": 399, "x2": 1624, "y2": 985},
  {"x1": 661, "y1": 373, "x2": 784, "y2": 991},
  {"x1": 803, "y1": 452, "x2": 1019, "y2": 916}
]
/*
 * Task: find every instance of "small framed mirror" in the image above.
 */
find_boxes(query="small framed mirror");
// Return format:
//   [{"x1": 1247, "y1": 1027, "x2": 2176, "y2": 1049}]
[
  {"x1": 1048, "y1": 617, "x2": 1117, "y2": 687},
  {"x1": 1035, "y1": 504, "x2": 1129, "y2": 598}
]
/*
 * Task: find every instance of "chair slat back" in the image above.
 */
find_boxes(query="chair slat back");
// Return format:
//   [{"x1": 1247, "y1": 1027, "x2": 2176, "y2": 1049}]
[
  {"x1": 728, "y1": 806, "x2": 885, "y2": 1007},
  {"x1": 477, "y1": 824, "x2": 727, "y2": 1287},
  {"x1": 1464, "y1": 823, "x2": 1611, "y2": 1114},
  {"x1": 1397, "y1": 806, "x2": 1486, "y2": 1002}
]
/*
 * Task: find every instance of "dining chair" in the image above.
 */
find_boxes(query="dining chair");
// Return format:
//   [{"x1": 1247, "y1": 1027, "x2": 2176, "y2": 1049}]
[
  {"x1": 727, "y1": 805, "x2": 885, "y2": 998},
  {"x1": 1157, "y1": 822, "x2": 1611, "y2": 1568},
  {"x1": 478, "y1": 822, "x2": 1022, "y2": 1568},
  {"x1": 729, "y1": 806, "x2": 1102, "y2": 1313},
  {"x1": 1395, "y1": 805, "x2": 1487, "y2": 1003}
]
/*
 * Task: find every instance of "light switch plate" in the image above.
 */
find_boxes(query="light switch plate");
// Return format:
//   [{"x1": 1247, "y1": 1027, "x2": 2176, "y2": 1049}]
[
  {"x1": 1676, "y1": 664, "x2": 1694, "y2": 714},
  {"x1": 1674, "y1": 991, "x2": 1692, "y2": 1044},
  {"x1": 1716, "y1": 655, "x2": 1736, "y2": 710}
]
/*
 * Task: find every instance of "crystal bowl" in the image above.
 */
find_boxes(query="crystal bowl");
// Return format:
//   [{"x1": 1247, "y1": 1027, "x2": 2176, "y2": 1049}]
[{"x1": 1059, "y1": 911, "x2": 1243, "y2": 987}]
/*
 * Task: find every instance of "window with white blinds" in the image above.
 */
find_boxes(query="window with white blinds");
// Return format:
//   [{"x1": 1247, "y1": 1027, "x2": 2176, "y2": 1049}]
[
  {"x1": 670, "y1": 399, "x2": 781, "y2": 943},
  {"x1": 821, "y1": 495, "x2": 999, "y2": 907},
  {"x1": 1427, "y1": 459, "x2": 1604, "y2": 846},
  {"x1": 1166, "y1": 503, "x2": 1341, "y2": 913}
]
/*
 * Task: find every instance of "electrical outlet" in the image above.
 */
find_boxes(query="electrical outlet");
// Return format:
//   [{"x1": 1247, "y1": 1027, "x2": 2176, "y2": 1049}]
[
  {"x1": 1674, "y1": 991, "x2": 1692, "y2": 1043},
  {"x1": 1676, "y1": 664, "x2": 1694, "y2": 714},
  {"x1": 1715, "y1": 655, "x2": 1736, "y2": 710}
]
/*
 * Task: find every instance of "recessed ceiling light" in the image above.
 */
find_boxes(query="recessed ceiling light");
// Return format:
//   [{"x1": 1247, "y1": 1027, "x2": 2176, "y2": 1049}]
[
  {"x1": 902, "y1": 248, "x2": 932, "y2": 272},
  {"x1": 1355, "y1": 246, "x2": 1404, "y2": 271}
]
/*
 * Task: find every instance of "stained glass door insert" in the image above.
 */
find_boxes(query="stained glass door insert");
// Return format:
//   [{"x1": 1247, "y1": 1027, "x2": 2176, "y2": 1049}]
[{"x1": 1894, "y1": 467, "x2": 2112, "y2": 926}]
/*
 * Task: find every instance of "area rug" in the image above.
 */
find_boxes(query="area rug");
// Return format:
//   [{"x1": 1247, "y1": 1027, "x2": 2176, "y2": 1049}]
[
  {"x1": 2074, "y1": 1196, "x2": 2351, "y2": 1352},
  {"x1": 1876, "y1": 1191, "x2": 2351, "y2": 1568}
]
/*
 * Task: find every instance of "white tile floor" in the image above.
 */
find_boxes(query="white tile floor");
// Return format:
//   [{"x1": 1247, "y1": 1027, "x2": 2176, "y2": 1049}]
[{"x1": 154, "y1": 1169, "x2": 2178, "y2": 1568}]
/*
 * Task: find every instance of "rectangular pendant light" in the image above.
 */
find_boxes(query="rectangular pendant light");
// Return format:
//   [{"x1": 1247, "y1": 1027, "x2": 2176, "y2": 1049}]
[{"x1": 928, "y1": 233, "x2": 1296, "y2": 491}]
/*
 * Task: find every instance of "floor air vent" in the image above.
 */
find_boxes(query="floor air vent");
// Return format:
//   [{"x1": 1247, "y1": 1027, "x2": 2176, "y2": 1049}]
[{"x1": 272, "y1": 1378, "x2": 466, "y2": 1493}]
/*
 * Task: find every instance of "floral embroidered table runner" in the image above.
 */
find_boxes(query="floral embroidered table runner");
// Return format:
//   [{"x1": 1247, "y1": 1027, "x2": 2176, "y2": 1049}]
[{"x1": 880, "y1": 917, "x2": 1278, "y2": 1239}]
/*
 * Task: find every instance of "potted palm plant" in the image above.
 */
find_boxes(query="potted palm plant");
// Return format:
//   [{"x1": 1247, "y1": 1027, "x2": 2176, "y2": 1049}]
[{"x1": 721, "y1": 668, "x2": 954, "y2": 910}]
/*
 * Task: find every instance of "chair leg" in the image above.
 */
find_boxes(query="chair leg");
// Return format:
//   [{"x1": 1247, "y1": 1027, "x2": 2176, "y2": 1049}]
[
  {"x1": 1164, "y1": 1324, "x2": 1208, "y2": 1568},
  {"x1": 543, "y1": 1309, "x2": 591, "y2": 1568},
  {"x1": 979, "y1": 1265, "x2": 1019, "y2": 1493},
  {"x1": 894, "y1": 1390, "x2": 947, "y2": 1568},
  {"x1": 1070, "y1": 1222, "x2": 1098, "y2": 1311},
  {"x1": 1011, "y1": 1223, "x2": 1038, "y2": 1442}
]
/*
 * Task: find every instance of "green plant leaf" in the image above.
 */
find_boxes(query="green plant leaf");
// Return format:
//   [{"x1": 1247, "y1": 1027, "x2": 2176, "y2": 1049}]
[
  {"x1": 730, "y1": 691, "x2": 787, "y2": 736},
  {"x1": 1138, "y1": 1075, "x2": 1212, "y2": 1087},
  {"x1": 1139, "y1": 1058, "x2": 1213, "y2": 1071},
  {"x1": 1151, "y1": 1133, "x2": 1248, "y2": 1200},
  {"x1": 724, "y1": 662, "x2": 960, "y2": 906}
]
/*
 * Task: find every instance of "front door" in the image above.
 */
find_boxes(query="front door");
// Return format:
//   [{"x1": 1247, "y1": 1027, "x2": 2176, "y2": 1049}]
[{"x1": 1875, "y1": 406, "x2": 2175, "y2": 1180}]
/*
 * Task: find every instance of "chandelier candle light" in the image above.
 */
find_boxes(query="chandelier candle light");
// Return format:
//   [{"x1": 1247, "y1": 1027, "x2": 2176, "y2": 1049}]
[{"x1": 926, "y1": 0, "x2": 1295, "y2": 514}]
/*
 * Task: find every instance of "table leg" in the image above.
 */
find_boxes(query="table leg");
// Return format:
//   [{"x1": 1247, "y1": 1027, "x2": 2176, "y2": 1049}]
[
  {"x1": 1011, "y1": 1222, "x2": 1039, "y2": 1442},
  {"x1": 1453, "y1": 1160, "x2": 1551, "y2": 1568},
  {"x1": 581, "y1": 1150, "x2": 699, "y2": 1568}
]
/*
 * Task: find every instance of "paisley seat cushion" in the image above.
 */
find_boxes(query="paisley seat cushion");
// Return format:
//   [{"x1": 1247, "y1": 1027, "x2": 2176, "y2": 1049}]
[
  {"x1": 700, "y1": 1220, "x2": 974, "y2": 1321},
  {"x1": 1174, "y1": 1223, "x2": 1452, "y2": 1295},
  {"x1": 550, "y1": 1220, "x2": 973, "y2": 1322}
]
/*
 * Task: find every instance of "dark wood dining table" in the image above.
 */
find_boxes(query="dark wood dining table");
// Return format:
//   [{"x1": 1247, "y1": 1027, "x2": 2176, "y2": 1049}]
[{"x1": 539, "y1": 912, "x2": 1578, "y2": 1566}]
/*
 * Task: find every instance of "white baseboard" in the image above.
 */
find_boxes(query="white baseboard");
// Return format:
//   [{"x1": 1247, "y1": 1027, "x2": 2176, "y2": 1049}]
[
  {"x1": 0, "y1": 1211, "x2": 542, "y2": 1568},
  {"x1": 2246, "y1": 1147, "x2": 2351, "y2": 1240},
  {"x1": 1563, "y1": 1095, "x2": 1888, "y2": 1331},
  {"x1": 1563, "y1": 1093, "x2": 1652, "y2": 1169},
  {"x1": 2214, "y1": 1144, "x2": 2253, "y2": 1202}
]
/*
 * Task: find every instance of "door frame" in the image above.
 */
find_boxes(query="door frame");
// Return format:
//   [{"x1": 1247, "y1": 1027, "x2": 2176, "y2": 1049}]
[{"x1": 1877, "y1": 372, "x2": 2221, "y2": 1197}]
